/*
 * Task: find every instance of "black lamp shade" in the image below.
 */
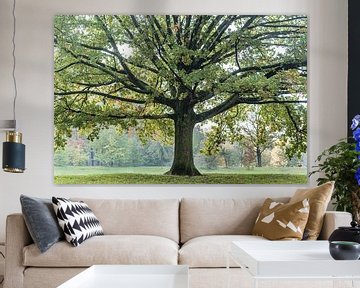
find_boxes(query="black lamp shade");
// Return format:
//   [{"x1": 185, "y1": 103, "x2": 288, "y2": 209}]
[{"x1": 2, "y1": 141, "x2": 25, "y2": 173}]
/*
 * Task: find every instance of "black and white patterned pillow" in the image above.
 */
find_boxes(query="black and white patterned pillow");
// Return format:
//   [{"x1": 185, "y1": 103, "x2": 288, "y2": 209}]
[{"x1": 52, "y1": 197, "x2": 104, "y2": 247}]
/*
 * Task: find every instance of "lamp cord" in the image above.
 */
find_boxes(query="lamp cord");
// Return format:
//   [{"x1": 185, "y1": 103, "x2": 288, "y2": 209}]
[{"x1": 11, "y1": 0, "x2": 17, "y2": 128}]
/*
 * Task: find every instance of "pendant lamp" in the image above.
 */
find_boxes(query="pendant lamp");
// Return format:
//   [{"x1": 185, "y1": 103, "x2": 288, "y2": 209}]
[{"x1": 1, "y1": 0, "x2": 26, "y2": 173}]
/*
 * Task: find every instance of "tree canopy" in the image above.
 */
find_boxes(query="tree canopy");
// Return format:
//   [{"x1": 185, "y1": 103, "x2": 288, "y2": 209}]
[{"x1": 54, "y1": 15, "x2": 307, "y2": 176}]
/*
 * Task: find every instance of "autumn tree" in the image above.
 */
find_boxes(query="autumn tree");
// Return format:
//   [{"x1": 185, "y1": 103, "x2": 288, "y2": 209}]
[
  {"x1": 238, "y1": 105, "x2": 277, "y2": 167},
  {"x1": 203, "y1": 103, "x2": 306, "y2": 167},
  {"x1": 54, "y1": 15, "x2": 307, "y2": 176}
]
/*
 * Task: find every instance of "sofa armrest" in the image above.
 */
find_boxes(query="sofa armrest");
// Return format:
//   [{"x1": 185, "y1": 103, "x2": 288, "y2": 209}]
[
  {"x1": 4, "y1": 213, "x2": 33, "y2": 288},
  {"x1": 318, "y1": 211, "x2": 352, "y2": 240}
]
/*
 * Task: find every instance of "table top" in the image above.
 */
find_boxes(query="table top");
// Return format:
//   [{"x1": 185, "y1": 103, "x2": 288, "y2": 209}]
[
  {"x1": 231, "y1": 240, "x2": 360, "y2": 278},
  {"x1": 57, "y1": 265, "x2": 189, "y2": 288}
]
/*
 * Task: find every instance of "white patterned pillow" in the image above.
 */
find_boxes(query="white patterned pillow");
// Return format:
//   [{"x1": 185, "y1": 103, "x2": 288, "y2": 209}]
[{"x1": 52, "y1": 197, "x2": 104, "y2": 246}]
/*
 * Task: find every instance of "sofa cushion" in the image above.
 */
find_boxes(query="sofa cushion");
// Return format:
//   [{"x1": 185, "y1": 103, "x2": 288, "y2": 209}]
[
  {"x1": 52, "y1": 197, "x2": 104, "y2": 247},
  {"x1": 23, "y1": 235, "x2": 178, "y2": 267},
  {"x1": 179, "y1": 235, "x2": 267, "y2": 268},
  {"x1": 290, "y1": 181, "x2": 334, "y2": 240},
  {"x1": 20, "y1": 195, "x2": 64, "y2": 253},
  {"x1": 180, "y1": 198, "x2": 289, "y2": 243},
  {"x1": 24, "y1": 268, "x2": 86, "y2": 288},
  {"x1": 252, "y1": 198, "x2": 310, "y2": 240},
  {"x1": 72, "y1": 198, "x2": 179, "y2": 243}
]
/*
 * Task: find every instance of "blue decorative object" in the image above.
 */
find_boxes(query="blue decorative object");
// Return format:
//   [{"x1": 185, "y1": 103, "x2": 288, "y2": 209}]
[
  {"x1": 351, "y1": 115, "x2": 360, "y2": 130},
  {"x1": 351, "y1": 115, "x2": 360, "y2": 186},
  {"x1": 353, "y1": 128, "x2": 360, "y2": 142}
]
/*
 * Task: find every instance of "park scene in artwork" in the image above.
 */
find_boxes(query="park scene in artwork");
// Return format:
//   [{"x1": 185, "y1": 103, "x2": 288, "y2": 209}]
[{"x1": 54, "y1": 15, "x2": 307, "y2": 184}]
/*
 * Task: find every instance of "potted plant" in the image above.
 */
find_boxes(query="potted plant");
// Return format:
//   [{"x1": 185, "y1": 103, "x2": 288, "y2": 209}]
[{"x1": 310, "y1": 115, "x2": 360, "y2": 222}]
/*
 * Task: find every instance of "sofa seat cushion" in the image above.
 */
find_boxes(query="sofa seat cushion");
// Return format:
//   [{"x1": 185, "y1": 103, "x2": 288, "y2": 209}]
[
  {"x1": 179, "y1": 235, "x2": 267, "y2": 268},
  {"x1": 23, "y1": 235, "x2": 178, "y2": 267}
]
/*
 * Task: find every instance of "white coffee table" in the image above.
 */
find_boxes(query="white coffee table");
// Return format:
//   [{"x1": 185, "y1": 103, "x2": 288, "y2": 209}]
[
  {"x1": 57, "y1": 265, "x2": 189, "y2": 288},
  {"x1": 228, "y1": 241, "x2": 360, "y2": 288}
]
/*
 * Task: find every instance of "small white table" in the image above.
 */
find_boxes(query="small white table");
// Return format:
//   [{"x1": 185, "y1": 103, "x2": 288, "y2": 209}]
[
  {"x1": 228, "y1": 241, "x2": 360, "y2": 288},
  {"x1": 58, "y1": 265, "x2": 189, "y2": 288}
]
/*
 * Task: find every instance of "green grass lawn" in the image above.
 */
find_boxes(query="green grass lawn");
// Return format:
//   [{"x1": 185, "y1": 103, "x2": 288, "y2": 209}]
[{"x1": 54, "y1": 166, "x2": 307, "y2": 184}]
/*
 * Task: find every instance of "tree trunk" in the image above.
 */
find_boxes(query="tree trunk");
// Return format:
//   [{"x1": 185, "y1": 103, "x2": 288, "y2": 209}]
[
  {"x1": 166, "y1": 109, "x2": 201, "y2": 176},
  {"x1": 256, "y1": 147, "x2": 262, "y2": 167},
  {"x1": 224, "y1": 155, "x2": 229, "y2": 168}
]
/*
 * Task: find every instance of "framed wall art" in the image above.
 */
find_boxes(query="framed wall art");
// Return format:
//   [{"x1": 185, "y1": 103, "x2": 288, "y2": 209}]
[{"x1": 54, "y1": 15, "x2": 307, "y2": 184}]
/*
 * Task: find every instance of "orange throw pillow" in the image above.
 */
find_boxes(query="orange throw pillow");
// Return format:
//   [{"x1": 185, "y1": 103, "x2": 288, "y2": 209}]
[
  {"x1": 289, "y1": 181, "x2": 334, "y2": 240},
  {"x1": 252, "y1": 198, "x2": 310, "y2": 240}
]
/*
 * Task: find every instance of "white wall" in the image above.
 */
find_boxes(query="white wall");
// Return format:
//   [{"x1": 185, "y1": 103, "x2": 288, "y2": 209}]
[{"x1": 0, "y1": 0, "x2": 347, "y2": 242}]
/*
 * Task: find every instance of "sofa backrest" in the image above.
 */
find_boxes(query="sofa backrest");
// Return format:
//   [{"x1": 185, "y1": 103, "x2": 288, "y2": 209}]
[
  {"x1": 180, "y1": 197, "x2": 289, "y2": 243},
  {"x1": 73, "y1": 198, "x2": 180, "y2": 243}
]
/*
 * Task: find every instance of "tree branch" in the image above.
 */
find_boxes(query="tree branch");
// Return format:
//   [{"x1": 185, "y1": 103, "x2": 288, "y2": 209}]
[
  {"x1": 56, "y1": 46, "x2": 128, "y2": 85},
  {"x1": 72, "y1": 80, "x2": 118, "y2": 88},
  {"x1": 54, "y1": 90, "x2": 147, "y2": 104},
  {"x1": 196, "y1": 95, "x2": 306, "y2": 122},
  {"x1": 205, "y1": 16, "x2": 238, "y2": 51},
  {"x1": 63, "y1": 105, "x2": 174, "y2": 120},
  {"x1": 251, "y1": 30, "x2": 305, "y2": 42},
  {"x1": 189, "y1": 16, "x2": 206, "y2": 50},
  {"x1": 153, "y1": 92, "x2": 176, "y2": 109},
  {"x1": 249, "y1": 16, "x2": 306, "y2": 27},
  {"x1": 95, "y1": 15, "x2": 152, "y2": 94},
  {"x1": 284, "y1": 104, "x2": 306, "y2": 135},
  {"x1": 57, "y1": 41, "x2": 162, "y2": 97},
  {"x1": 191, "y1": 91, "x2": 215, "y2": 106},
  {"x1": 221, "y1": 59, "x2": 307, "y2": 82},
  {"x1": 55, "y1": 61, "x2": 82, "y2": 73}
]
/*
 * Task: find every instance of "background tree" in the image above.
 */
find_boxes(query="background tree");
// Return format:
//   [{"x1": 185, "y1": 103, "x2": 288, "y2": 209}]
[
  {"x1": 88, "y1": 128, "x2": 126, "y2": 166},
  {"x1": 201, "y1": 103, "x2": 306, "y2": 167},
  {"x1": 242, "y1": 106, "x2": 278, "y2": 167},
  {"x1": 242, "y1": 143, "x2": 257, "y2": 169},
  {"x1": 54, "y1": 15, "x2": 307, "y2": 176}
]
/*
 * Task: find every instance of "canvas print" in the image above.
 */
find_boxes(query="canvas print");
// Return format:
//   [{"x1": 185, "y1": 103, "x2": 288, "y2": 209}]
[{"x1": 54, "y1": 15, "x2": 307, "y2": 184}]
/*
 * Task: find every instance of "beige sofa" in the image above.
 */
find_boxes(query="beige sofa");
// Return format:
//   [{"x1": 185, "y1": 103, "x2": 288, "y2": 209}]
[{"x1": 4, "y1": 198, "x2": 352, "y2": 288}]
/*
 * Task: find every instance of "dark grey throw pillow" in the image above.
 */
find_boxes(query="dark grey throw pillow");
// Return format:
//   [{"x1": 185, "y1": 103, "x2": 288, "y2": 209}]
[{"x1": 20, "y1": 195, "x2": 64, "y2": 253}]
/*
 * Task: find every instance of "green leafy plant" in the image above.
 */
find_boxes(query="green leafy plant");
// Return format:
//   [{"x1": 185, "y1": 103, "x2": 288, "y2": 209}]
[{"x1": 311, "y1": 115, "x2": 360, "y2": 221}]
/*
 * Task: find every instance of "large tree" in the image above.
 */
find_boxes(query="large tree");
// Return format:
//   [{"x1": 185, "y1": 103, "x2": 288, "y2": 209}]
[{"x1": 54, "y1": 15, "x2": 307, "y2": 176}]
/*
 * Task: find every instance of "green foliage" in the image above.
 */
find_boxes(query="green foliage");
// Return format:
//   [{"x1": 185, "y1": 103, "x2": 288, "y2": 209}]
[
  {"x1": 54, "y1": 15, "x2": 307, "y2": 175},
  {"x1": 53, "y1": 139, "x2": 88, "y2": 166},
  {"x1": 54, "y1": 165, "x2": 306, "y2": 176},
  {"x1": 200, "y1": 103, "x2": 306, "y2": 164},
  {"x1": 87, "y1": 128, "x2": 125, "y2": 166},
  {"x1": 310, "y1": 140, "x2": 360, "y2": 212},
  {"x1": 242, "y1": 144, "x2": 257, "y2": 168},
  {"x1": 55, "y1": 127, "x2": 174, "y2": 167},
  {"x1": 55, "y1": 172, "x2": 307, "y2": 184},
  {"x1": 55, "y1": 125, "x2": 306, "y2": 174}
]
